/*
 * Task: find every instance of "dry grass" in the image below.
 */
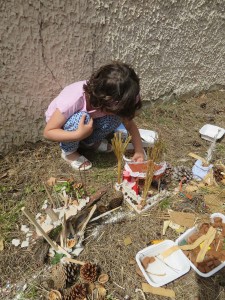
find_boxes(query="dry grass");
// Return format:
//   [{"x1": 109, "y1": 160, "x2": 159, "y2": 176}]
[{"x1": 0, "y1": 90, "x2": 225, "y2": 299}]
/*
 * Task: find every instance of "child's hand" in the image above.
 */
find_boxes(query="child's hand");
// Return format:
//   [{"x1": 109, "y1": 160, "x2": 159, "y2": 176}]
[
  {"x1": 77, "y1": 114, "x2": 93, "y2": 139},
  {"x1": 132, "y1": 151, "x2": 145, "y2": 162}
]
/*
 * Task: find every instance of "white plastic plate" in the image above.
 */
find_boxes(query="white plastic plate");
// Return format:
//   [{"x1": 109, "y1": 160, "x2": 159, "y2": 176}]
[
  {"x1": 139, "y1": 129, "x2": 158, "y2": 144},
  {"x1": 136, "y1": 240, "x2": 190, "y2": 287},
  {"x1": 199, "y1": 124, "x2": 225, "y2": 142},
  {"x1": 176, "y1": 213, "x2": 225, "y2": 277}
]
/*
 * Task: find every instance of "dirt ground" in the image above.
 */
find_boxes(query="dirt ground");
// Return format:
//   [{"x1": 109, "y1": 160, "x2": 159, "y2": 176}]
[{"x1": 0, "y1": 89, "x2": 225, "y2": 300}]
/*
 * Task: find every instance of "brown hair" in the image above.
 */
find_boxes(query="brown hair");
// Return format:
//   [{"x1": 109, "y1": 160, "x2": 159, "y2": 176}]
[{"x1": 83, "y1": 62, "x2": 142, "y2": 119}]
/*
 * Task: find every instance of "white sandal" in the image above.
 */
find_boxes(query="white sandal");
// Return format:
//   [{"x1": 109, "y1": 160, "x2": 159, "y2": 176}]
[{"x1": 61, "y1": 153, "x2": 92, "y2": 171}]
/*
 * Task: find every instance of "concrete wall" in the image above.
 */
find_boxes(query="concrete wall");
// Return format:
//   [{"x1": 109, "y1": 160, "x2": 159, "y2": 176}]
[{"x1": 1, "y1": 0, "x2": 225, "y2": 154}]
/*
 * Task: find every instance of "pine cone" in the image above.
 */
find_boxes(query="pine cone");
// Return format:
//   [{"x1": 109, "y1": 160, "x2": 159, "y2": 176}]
[
  {"x1": 63, "y1": 283, "x2": 87, "y2": 300},
  {"x1": 172, "y1": 165, "x2": 193, "y2": 182},
  {"x1": 64, "y1": 263, "x2": 78, "y2": 284},
  {"x1": 214, "y1": 166, "x2": 224, "y2": 182},
  {"x1": 51, "y1": 264, "x2": 67, "y2": 290},
  {"x1": 80, "y1": 262, "x2": 98, "y2": 282}
]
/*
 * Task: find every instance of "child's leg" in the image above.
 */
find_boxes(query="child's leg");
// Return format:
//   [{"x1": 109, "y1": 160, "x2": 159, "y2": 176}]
[
  {"x1": 60, "y1": 111, "x2": 92, "y2": 170},
  {"x1": 60, "y1": 111, "x2": 91, "y2": 154},
  {"x1": 83, "y1": 115, "x2": 121, "y2": 145}
]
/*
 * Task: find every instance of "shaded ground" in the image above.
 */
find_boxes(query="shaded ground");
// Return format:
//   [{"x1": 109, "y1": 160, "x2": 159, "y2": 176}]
[{"x1": 0, "y1": 89, "x2": 225, "y2": 299}]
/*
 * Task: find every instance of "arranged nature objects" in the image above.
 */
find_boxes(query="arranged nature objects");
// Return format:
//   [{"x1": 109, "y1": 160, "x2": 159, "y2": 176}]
[
  {"x1": 113, "y1": 134, "x2": 170, "y2": 213},
  {"x1": 7, "y1": 121, "x2": 225, "y2": 299}
]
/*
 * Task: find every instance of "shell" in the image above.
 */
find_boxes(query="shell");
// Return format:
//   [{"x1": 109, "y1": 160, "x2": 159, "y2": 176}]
[
  {"x1": 98, "y1": 273, "x2": 109, "y2": 284},
  {"x1": 48, "y1": 290, "x2": 62, "y2": 300},
  {"x1": 67, "y1": 238, "x2": 77, "y2": 248}
]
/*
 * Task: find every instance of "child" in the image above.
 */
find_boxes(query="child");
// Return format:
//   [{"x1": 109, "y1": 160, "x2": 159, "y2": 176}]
[{"x1": 44, "y1": 62, "x2": 145, "y2": 170}]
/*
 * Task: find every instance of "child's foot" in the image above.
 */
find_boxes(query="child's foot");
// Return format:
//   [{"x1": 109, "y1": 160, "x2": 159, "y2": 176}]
[{"x1": 61, "y1": 152, "x2": 92, "y2": 170}]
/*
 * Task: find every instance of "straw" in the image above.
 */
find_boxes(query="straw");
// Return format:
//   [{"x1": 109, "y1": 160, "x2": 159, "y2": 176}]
[{"x1": 112, "y1": 132, "x2": 131, "y2": 184}]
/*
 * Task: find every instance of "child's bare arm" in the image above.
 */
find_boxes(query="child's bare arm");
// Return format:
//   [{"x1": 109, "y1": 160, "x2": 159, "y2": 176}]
[
  {"x1": 43, "y1": 109, "x2": 93, "y2": 142},
  {"x1": 123, "y1": 118, "x2": 145, "y2": 162}
]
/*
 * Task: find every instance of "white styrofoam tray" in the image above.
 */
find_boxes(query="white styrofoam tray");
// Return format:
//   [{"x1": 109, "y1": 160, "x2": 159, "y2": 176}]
[
  {"x1": 175, "y1": 213, "x2": 225, "y2": 277},
  {"x1": 199, "y1": 124, "x2": 225, "y2": 142},
  {"x1": 136, "y1": 240, "x2": 190, "y2": 287}
]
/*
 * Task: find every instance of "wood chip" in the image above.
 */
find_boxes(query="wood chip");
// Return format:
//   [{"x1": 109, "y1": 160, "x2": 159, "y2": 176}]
[
  {"x1": 196, "y1": 226, "x2": 217, "y2": 263},
  {"x1": 180, "y1": 235, "x2": 207, "y2": 250},
  {"x1": 161, "y1": 246, "x2": 180, "y2": 258},
  {"x1": 141, "y1": 283, "x2": 175, "y2": 299}
]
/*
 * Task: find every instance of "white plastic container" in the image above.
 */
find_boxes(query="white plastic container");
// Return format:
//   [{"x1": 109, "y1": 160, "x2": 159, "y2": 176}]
[
  {"x1": 199, "y1": 124, "x2": 225, "y2": 142},
  {"x1": 175, "y1": 213, "x2": 225, "y2": 278},
  {"x1": 192, "y1": 159, "x2": 213, "y2": 180},
  {"x1": 136, "y1": 240, "x2": 190, "y2": 287}
]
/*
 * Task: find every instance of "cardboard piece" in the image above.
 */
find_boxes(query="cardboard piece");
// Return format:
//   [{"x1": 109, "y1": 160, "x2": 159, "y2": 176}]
[
  {"x1": 141, "y1": 283, "x2": 175, "y2": 299},
  {"x1": 169, "y1": 211, "x2": 196, "y2": 228}
]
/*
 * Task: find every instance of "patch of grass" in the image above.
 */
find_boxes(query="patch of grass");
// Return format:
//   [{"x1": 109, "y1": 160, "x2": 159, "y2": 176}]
[
  {"x1": 159, "y1": 197, "x2": 172, "y2": 210},
  {"x1": 0, "y1": 200, "x2": 25, "y2": 239},
  {"x1": 19, "y1": 285, "x2": 38, "y2": 299},
  {"x1": 216, "y1": 143, "x2": 225, "y2": 158}
]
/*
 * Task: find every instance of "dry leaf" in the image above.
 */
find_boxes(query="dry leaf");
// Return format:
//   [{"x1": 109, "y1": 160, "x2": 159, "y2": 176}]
[
  {"x1": 142, "y1": 282, "x2": 175, "y2": 299},
  {"x1": 0, "y1": 238, "x2": 4, "y2": 251},
  {"x1": 124, "y1": 236, "x2": 132, "y2": 246},
  {"x1": 129, "y1": 259, "x2": 136, "y2": 265},
  {"x1": 47, "y1": 177, "x2": 57, "y2": 186},
  {"x1": 135, "y1": 265, "x2": 145, "y2": 279},
  {"x1": 96, "y1": 284, "x2": 107, "y2": 299}
]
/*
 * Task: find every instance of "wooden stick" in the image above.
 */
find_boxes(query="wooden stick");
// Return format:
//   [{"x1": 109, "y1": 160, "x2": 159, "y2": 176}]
[
  {"x1": 21, "y1": 207, "x2": 71, "y2": 257},
  {"x1": 60, "y1": 213, "x2": 67, "y2": 248},
  {"x1": 45, "y1": 207, "x2": 59, "y2": 222},
  {"x1": 68, "y1": 221, "x2": 75, "y2": 236},
  {"x1": 21, "y1": 207, "x2": 58, "y2": 251},
  {"x1": 43, "y1": 182, "x2": 56, "y2": 208},
  {"x1": 216, "y1": 239, "x2": 221, "y2": 252},
  {"x1": 63, "y1": 257, "x2": 86, "y2": 266},
  {"x1": 196, "y1": 227, "x2": 217, "y2": 263},
  {"x1": 80, "y1": 205, "x2": 97, "y2": 233},
  {"x1": 90, "y1": 206, "x2": 121, "y2": 222}
]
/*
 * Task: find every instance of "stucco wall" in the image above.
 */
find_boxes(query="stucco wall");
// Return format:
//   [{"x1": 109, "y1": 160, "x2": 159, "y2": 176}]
[{"x1": 1, "y1": 0, "x2": 225, "y2": 155}]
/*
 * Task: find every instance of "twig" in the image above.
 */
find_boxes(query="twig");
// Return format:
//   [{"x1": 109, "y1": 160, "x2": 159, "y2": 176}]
[
  {"x1": 21, "y1": 207, "x2": 71, "y2": 257},
  {"x1": 216, "y1": 239, "x2": 221, "y2": 252},
  {"x1": 135, "y1": 288, "x2": 146, "y2": 300},
  {"x1": 90, "y1": 206, "x2": 121, "y2": 222},
  {"x1": 113, "y1": 281, "x2": 125, "y2": 290}
]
